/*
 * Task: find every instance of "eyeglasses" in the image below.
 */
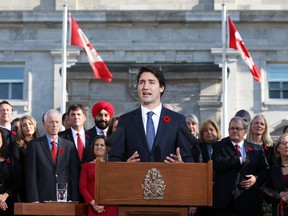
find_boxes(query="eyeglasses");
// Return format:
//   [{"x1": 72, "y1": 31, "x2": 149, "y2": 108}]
[
  {"x1": 228, "y1": 127, "x2": 245, "y2": 132},
  {"x1": 279, "y1": 141, "x2": 288, "y2": 146}
]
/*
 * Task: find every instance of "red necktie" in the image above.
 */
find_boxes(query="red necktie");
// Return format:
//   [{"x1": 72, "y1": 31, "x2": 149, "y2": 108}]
[
  {"x1": 235, "y1": 144, "x2": 241, "y2": 157},
  {"x1": 51, "y1": 141, "x2": 57, "y2": 164},
  {"x1": 77, "y1": 133, "x2": 84, "y2": 161}
]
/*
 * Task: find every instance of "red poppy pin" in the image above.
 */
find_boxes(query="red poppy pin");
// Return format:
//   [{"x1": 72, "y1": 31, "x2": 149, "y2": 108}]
[
  {"x1": 60, "y1": 148, "x2": 64, "y2": 154},
  {"x1": 11, "y1": 131, "x2": 17, "y2": 136},
  {"x1": 163, "y1": 116, "x2": 170, "y2": 123},
  {"x1": 5, "y1": 158, "x2": 10, "y2": 164},
  {"x1": 263, "y1": 146, "x2": 269, "y2": 151},
  {"x1": 85, "y1": 134, "x2": 90, "y2": 139},
  {"x1": 247, "y1": 147, "x2": 253, "y2": 151}
]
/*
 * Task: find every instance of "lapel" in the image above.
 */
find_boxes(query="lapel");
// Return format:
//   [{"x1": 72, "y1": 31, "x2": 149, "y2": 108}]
[
  {"x1": 275, "y1": 164, "x2": 287, "y2": 190},
  {"x1": 243, "y1": 141, "x2": 252, "y2": 160},
  {"x1": 225, "y1": 137, "x2": 238, "y2": 156},
  {"x1": 68, "y1": 129, "x2": 75, "y2": 144},
  {"x1": 132, "y1": 108, "x2": 150, "y2": 153},
  {"x1": 40, "y1": 136, "x2": 55, "y2": 166},
  {"x1": 238, "y1": 141, "x2": 250, "y2": 171},
  {"x1": 56, "y1": 138, "x2": 65, "y2": 169},
  {"x1": 84, "y1": 130, "x2": 91, "y2": 149},
  {"x1": 153, "y1": 107, "x2": 167, "y2": 150},
  {"x1": 81, "y1": 130, "x2": 91, "y2": 162}
]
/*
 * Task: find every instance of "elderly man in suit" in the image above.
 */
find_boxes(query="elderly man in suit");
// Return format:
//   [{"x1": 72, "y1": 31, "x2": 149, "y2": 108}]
[
  {"x1": 59, "y1": 104, "x2": 93, "y2": 164},
  {"x1": 108, "y1": 66, "x2": 194, "y2": 162},
  {"x1": 25, "y1": 109, "x2": 79, "y2": 202},
  {"x1": 212, "y1": 116, "x2": 269, "y2": 216}
]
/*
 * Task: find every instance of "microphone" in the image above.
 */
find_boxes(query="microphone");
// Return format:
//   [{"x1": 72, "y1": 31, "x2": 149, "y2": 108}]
[
  {"x1": 106, "y1": 127, "x2": 124, "y2": 148},
  {"x1": 180, "y1": 126, "x2": 203, "y2": 163}
]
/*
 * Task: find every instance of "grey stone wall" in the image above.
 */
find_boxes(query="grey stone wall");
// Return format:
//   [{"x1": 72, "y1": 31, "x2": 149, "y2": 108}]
[{"x1": 0, "y1": 2, "x2": 287, "y2": 137}]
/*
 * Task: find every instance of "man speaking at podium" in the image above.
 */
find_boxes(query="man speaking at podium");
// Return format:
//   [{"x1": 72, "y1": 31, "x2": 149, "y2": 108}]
[{"x1": 108, "y1": 66, "x2": 194, "y2": 163}]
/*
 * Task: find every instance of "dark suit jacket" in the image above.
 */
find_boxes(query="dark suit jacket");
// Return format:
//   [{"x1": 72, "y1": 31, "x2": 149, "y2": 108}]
[
  {"x1": 199, "y1": 142, "x2": 212, "y2": 163},
  {"x1": 0, "y1": 154, "x2": 20, "y2": 216},
  {"x1": 0, "y1": 127, "x2": 16, "y2": 155},
  {"x1": 108, "y1": 106, "x2": 194, "y2": 162},
  {"x1": 58, "y1": 128, "x2": 93, "y2": 163},
  {"x1": 25, "y1": 135, "x2": 80, "y2": 202},
  {"x1": 212, "y1": 137, "x2": 269, "y2": 215},
  {"x1": 86, "y1": 125, "x2": 98, "y2": 138},
  {"x1": 269, "y1": 160, "x2": 288, "y2": 215},
  {"x1": 270, "y1": 161, "x2": 287, "y2": 194}
]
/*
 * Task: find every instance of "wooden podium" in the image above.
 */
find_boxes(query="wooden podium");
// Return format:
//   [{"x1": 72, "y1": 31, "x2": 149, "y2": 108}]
[
  {"x1": 14, "y1": 203, "x2": 88, "y2": 216},
  {"x1": 95, "y1": 160, "x2": 213, "y2": 216}
]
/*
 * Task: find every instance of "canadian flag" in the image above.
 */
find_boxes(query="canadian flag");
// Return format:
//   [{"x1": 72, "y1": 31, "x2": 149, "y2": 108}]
[
  {"x1": 228, "y1": 16, "x2": 261, "y2": 82},
  {"x1": 69, "y1": 15, "x2": 112, "y2": 83}
]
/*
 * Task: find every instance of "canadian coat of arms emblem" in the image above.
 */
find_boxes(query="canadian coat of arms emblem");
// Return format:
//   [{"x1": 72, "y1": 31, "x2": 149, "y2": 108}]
[{"x1": 141, "y1": 168, "x2": 166, "y2": 200}]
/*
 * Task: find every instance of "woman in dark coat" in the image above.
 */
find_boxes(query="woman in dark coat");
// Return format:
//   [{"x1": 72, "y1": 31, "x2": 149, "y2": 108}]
[
  {"x1": 267, "y1": 133, "x2": 288, "y2": 216},
  {"x1": 0, "y1": 128, "x2": 20, "y2": 216},
  {"x1": 12, "y1": 115, "x2": 39, "y2": 202}
]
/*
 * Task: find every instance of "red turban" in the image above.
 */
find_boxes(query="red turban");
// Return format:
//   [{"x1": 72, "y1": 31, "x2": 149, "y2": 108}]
[{"x1": 91, "y1": 101, "x2": 114, "y2": 119}]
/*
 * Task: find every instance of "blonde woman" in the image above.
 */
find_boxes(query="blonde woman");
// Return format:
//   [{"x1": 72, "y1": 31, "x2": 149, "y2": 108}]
[
  {"x1": 199, "y1": 119, "x2": 221, "y2": 162},
  {"x1": 246, "y1": 114, "x2": 274, "y2": 165},
  {"x1": 246, "y1": 114, "x2": 275, "y2": 215},
  {"x1": 13, "y1": 115, "x2": 39, "y2": 201}
]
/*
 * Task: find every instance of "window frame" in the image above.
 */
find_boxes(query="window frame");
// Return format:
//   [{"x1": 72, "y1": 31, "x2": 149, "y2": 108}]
[
  {"x1": 267, "y1": 64, "x2": 288, "y2": 100},
  {"x1": 0, "y1": 65, "x2": 24, "y2": 100}
]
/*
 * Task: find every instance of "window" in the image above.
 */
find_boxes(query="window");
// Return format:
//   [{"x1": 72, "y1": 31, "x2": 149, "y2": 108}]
[
  {"x1": 0, "y1": 65, "x2": 24, "y2": 99},
  {"x1": 267, "y1": 64, "x2": 288, "y2": 99}
]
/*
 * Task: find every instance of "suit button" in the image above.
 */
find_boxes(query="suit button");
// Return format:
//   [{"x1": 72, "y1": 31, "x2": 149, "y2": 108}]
[{"x1": 55, "y1": 174, "x2": 58, "y2": 177}]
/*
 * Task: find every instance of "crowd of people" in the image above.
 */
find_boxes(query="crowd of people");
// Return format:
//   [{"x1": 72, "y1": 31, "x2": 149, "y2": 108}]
[{"x1": 0, "y1": 66, "x2": 287, "y2": 216}]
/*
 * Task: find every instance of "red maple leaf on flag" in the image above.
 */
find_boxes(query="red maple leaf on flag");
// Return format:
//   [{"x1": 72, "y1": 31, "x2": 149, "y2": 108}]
[
  {"x1": 228, "y1": 16, "x2": 261, "y2": 82},
  {"x1": 69, "y1": 15, "x2": 112, "y2": 83}
]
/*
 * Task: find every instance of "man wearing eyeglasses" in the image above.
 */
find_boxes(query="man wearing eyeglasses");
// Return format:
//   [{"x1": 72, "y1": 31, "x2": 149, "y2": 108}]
[{"x1": 211, "y1": 116, "x2": 269, "y2": 216}]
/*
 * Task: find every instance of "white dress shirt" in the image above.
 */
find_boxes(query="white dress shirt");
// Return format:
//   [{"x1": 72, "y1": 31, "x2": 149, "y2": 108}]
[
  {"x1": 141, "y1": 104, "x2": 162, "y2": 135},
  {"x1": 71, "y1": 127, "x2": 86, "y2": 149},
  {"x1": 232, "y1": 140, "x2": 246, "y2": 164}
]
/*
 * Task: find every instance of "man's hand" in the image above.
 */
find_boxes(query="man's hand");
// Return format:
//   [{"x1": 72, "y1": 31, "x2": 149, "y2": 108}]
[
  {"x1": 0, "y1": 201, "x2": 8, "y2": 211},
  {"x1": 164, "y1": 147, "x2": 184, "y2": 163},
  {"x1": 240, "y1": 174, "x2": 256, "y2": 189},
  {"x1": 0, "y1": 193, "x2": 8, "y2": 202},
  {"x1": 127, "y1": 151, "x2": 140, "y2": 162},
  {"x1": 280, "y1": 191, "x2": 288, "y2": 203}
]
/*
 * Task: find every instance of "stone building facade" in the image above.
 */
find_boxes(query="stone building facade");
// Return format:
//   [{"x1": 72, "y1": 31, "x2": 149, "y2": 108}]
[{"x1": 0, "y1": 0, "x2": 287, "y2": 137}]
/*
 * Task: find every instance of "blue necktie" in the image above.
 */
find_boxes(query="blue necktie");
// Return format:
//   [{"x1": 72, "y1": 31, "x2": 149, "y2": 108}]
[{"x1": 146, "y1": 112, "x2": 155, "y2": 151}]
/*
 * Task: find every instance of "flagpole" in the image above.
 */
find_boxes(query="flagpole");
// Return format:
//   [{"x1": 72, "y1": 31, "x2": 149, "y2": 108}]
[
  {"x1": 221, "y1": 1, "x2": 228, "y2": 137},
  {"x1": 61, "y1": 0, "x2": 68, "y2": 114}
]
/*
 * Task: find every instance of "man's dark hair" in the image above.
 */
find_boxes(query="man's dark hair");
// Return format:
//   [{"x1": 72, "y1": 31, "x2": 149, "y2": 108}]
[
  {"x1": 234, "y1": 109, "x2": 251, "y2": 125},
  {"x1": 283, "y1": 126, "x2": 288, "y2": 133},
  {"x1": 137, "y1": 66, "x2": 166, "y2": 96},
  {"x1": 67, "y1": 104, "x2": 86, "y2": 116},
  {"x1": 11, "y1": 117, "x2": 20, "y2": 126},
  {"x1": 0, "y1": 100, "x2": 13, "y2": 110},
  {"x1": 62, "y1": 112, "x2": 68, "y2": 122}
]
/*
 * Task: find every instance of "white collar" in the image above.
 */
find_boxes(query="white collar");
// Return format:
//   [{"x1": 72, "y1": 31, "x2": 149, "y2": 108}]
[
  {"x1": 141, "y1": 104, "x2": 162, "y2": 117},
  {"x1": 71, "y1": 127, "x2": 85, "y2": 137}
]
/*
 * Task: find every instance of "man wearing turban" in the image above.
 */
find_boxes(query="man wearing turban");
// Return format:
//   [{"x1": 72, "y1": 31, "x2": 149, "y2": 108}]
[{"x1": 87, "y1": 101, "x2": 114, "y2": 140}]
